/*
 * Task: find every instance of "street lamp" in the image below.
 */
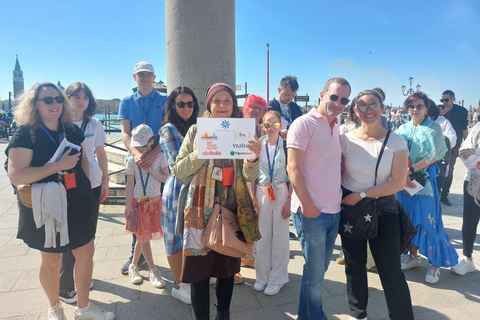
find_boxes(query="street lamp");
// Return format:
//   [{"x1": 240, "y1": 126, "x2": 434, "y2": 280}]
[{"x1": 401, "y1": 77, "x2": 421, "y2": 96}]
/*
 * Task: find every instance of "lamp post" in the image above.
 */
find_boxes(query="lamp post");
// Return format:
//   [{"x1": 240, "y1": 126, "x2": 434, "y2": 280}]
[
  {"x1": 266, "y1": 43, "x2": 270, "y2": 101},
  {"x1": 401, "y1": 77, "x2": 421, "y2": 96}
]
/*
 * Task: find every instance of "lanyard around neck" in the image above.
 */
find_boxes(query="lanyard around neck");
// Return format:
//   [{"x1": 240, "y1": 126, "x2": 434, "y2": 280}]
[
  {"x1": 138, "y1": 168, "x2": 150, "y2": 197},
  {"x1": 44, "y1": 128, "x2": 64, "y2": 148},
  {"x1": 265, "y1": 138, "x2": 279, "y2": 184}
]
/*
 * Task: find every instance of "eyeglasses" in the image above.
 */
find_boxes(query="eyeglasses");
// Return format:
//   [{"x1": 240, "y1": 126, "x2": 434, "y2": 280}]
[
  {"x1": 176, "y1": 101, "x2": 195, "y2": 109},
  {"x1": 263, "y1": 122, "x2": 281, "y2": 129},
  {"x1": 406, "y1": 104, "x2": 426, "y2": 110},
  {"x1": 356, "y1": 103, "x2": 382, "y2": 113},
  {"x1": 249, "y1": 106, "x2": 264, "y2": 112},
  {"x1": 324, "y1": 92, "x2": 350, "y2": 105},
  {"x1": 34, "y1": 96, "x2": 65, "y2": 105},
  {"x1": 440, "y1": 98, "x2": 450, "y2": 103}
]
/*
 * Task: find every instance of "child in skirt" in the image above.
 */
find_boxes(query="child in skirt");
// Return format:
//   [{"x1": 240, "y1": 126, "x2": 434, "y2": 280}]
[
  {"x1": 125, "y1": 124, "x2": 169, "y2": 288},
  {"x1": 252, "y1": 111, "x2": 292, "y2": 296}
]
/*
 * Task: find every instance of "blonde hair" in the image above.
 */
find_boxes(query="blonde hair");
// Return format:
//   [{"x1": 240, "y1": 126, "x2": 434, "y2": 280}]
[
  {"x1": 262, "y1": 110, "x2": 282, "y2": 123},
  {"x1": 13, "y1": 82, "x2": 73, "y2": 130}
]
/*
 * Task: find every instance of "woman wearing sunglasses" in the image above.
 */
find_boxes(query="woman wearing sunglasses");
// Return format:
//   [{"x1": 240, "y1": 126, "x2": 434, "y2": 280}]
[
  {"x1": 6, "y1": 83, "x2": 114, "y2": 320},
  {"x1": 340, "y1": 89, "x2": 413, "y2": 320},
  {"x1": 173, "y1": 83, "x2": 261, "y2": 320},
  {"x1": 159, "y1": 86, "x2": 199, "y2": 304},
  {"x1": 396, "y1": 92, "x2": 458, "y2": 284}
]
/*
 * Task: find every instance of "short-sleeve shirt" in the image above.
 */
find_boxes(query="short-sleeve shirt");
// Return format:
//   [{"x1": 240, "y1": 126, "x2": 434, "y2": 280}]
[
  {"x1": 443, "y1": 104, "x2": 468, "y2": 150},
  {"x1": 73, "y1": 118, "x2": 107, "y2": 188},
  {"x1": 287, "y1": 108, "x2": 342, "y2": 214},
  {"x1": 340, "y1": 131, "x2": 408, "y2": 192},
  {"x1": 125, "y1": 152, "x2": 168, "y2": 199},
  {"x1": 118, "y1": 89, "x2": 168, "y2": 142}
]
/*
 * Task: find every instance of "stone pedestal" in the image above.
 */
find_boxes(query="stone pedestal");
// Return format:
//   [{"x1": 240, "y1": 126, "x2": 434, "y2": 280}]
[{"x1": 166, "y1": 0, "x2": 235, "y2": 112}]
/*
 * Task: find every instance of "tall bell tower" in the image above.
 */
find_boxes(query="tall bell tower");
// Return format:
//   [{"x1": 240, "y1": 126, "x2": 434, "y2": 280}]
[{"x1": 13, "y1": 55, "x2": 24, "y2": 99}]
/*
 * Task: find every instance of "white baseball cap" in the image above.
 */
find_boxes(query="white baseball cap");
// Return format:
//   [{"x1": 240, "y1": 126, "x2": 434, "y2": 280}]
[{"x1": 134, "y1": 61, "x2": 154, "y2": 74}]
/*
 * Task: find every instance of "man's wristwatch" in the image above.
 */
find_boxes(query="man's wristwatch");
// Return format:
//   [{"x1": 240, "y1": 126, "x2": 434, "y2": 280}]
[
  {"x1": 359, "y1": 191, "x2": 367, "y2": 199},
  {"x1": 409, "y1": 166, "x2": 415, "y2": 173}
]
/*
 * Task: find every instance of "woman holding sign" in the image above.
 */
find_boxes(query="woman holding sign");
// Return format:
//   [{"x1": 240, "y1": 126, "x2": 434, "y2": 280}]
[
  {"x1": 6, "y1": 83, "x2": 114, "y2": 319},
  {"x1": 173, "y1": 83, "x2": 261, "y2": 320}
]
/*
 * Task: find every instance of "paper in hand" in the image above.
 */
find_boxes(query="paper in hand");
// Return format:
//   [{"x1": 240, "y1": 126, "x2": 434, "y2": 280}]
[
  {"x1": 404, "y1": 179, "x2": 424, "y2": 196},
  {"x1": 45, "y1": 138, "x2": 82, "y2": 174}
]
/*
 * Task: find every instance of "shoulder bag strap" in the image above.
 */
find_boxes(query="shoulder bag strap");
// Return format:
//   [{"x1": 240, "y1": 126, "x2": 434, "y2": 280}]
[{"x1": 374, "y1": 130, "x2": 391, "y2": 186}]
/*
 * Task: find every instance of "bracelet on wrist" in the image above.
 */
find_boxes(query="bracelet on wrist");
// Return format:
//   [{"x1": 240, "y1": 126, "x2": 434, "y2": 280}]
[{"x1": 102, "y1": 176, "x2": 110, "y2": 181}]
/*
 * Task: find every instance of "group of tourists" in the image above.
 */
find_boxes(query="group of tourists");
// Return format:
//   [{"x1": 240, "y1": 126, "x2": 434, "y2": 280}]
[{"x1": 5, "y1": 60, "x2": 479, "y2": 320}]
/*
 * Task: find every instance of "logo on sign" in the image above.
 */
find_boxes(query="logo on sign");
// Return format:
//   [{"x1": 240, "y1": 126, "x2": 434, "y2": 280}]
[{"x1": 234, "y1": 131, "x2": 251, "y2": 140}]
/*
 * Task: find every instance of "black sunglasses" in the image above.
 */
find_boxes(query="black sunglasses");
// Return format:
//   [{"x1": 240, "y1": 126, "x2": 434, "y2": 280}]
[
  {"x1": 440, "y1": 98, "x2": 450, "y2": 103},
  {"x1": 35, "y1": 96, "x2": 65, "y2": 105},
  {"x1": 176, "y1": 101, "x2": 195, "y2": 109},
  {"x1": 325, "y1": 92, "x2": 350, "y2": 105},
  {"x1": 406, "y1": 104, "x2": 426, "y2": 110}
]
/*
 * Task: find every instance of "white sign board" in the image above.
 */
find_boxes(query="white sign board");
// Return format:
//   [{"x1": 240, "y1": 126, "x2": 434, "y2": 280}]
[{"x1": 196, "y1": 118, "x2": 256, "y2": 159}]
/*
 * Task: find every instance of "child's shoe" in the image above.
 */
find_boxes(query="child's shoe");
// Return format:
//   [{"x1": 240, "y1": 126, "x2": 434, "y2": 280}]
[
  {"x1": 73, "y1": 301, "x2": 115, "y2": 320},
  {"x1": 128, "y1": 264, "x2": 142, "y2": 284},
  {"x1": 149, "y1": 268, "x2": 166, "y2": 288},
  {"x1": 172, "y1": 282, "x2": 191, "y2": 304}
]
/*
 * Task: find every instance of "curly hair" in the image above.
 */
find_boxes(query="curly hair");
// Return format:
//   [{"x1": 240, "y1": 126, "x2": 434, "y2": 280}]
[
  {"x1": 13, "y1": 82, "x2": 73, "y2": 130},
  {"x1": 65, "y1": 82, "x2": 97, "y2": 125},
  {"x1": 161, "y1": 86, "x2": 199, "y2": 137}
]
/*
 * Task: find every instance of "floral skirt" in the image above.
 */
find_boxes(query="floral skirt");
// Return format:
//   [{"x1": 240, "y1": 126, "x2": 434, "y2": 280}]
[{"x1": 396, "y1": 164, "x2": 458, "y2": 267}]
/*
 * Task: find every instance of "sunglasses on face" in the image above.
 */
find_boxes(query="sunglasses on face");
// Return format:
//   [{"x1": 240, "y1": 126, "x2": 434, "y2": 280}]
[
  {"x1": 34, "y1": 96, "x2": 65, "y2": 105},
  {"x1": 176, "y1": 101, "x2": 195, "y2": 109},
  {"x1": 263, "y1": 122, "x2": 281, "y2": 129},
  {"x1": 406, "y1": 104, "x2": 425, "y2": 111},
  {"x1": 325, "y1": 92, "x2": 350, "y2": 105},
  {"x1": 440, "y1": 98, "x2": 450, "y2": 103},
  {"x1": 356, "y1": 103, "x2": 382, "y2": 113}
]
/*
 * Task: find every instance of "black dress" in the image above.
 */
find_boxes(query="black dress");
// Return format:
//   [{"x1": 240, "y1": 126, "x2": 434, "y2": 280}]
[{"x1": 6, "y1": 124, "x2": 94, "y2": 253}]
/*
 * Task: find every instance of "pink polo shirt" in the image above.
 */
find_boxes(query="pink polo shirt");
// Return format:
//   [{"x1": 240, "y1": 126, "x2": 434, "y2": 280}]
[{"x1": 287, "y1": 108, "x2": 342, "y2": 214}]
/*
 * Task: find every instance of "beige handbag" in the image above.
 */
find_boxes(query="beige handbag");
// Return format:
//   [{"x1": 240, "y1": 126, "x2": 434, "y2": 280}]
[
  {"x1": 17, "y1": 185, "x2": 33, "y2": 209},
  {"x1": 202, "y1": 204, "x2": 253, "y2": 258}
]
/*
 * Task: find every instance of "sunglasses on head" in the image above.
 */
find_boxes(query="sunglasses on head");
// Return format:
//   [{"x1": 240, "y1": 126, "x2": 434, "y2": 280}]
[
  {"x1": 406, "y1": 104, "x2": 425, "y2": 110},
  {"x1": 263, "y1": 122, "x2": 281, "y2": 129},
  {"x1": 356, "y1": 103, "x2": 382, "y2": 113},
  {"x1": 325, "y1": 92, "x2": 350, "y2": 105},
  {"x1": 176, "y1": 101, "x2": 195, "y2": 109},
  {"x1": 440, "y1": 98, "x2": 450, "y2": 103},
  {"x1": 35, "y1": 96, "x2": 65, "y2": 105}
]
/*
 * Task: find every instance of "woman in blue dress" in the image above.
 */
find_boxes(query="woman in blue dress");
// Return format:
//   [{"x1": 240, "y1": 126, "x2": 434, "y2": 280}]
[
  {"x1": 159, "y1": 86, "x2": 199, "y2": 304},
  {"x1": 396, "y1": 91, "x2": 458, "y2": 284}
]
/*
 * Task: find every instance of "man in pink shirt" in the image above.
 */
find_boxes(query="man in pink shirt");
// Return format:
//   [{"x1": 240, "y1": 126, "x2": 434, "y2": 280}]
[{"x1": 287, "y1": 77, "x2": 351, "y2": 320}]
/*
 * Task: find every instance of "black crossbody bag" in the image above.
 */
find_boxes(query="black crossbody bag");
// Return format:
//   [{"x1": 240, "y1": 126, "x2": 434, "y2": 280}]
[{"x1": 339, "y1": 130, "x2": 391, "y2": 239}]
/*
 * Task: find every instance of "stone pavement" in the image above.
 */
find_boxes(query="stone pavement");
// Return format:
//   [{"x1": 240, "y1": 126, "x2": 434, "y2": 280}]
[{"x1": 0, "y1": 139, "x2": 479, "y2": 320}]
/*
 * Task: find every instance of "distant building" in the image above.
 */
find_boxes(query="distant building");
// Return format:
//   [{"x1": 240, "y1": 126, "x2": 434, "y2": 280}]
[
  {"x1": 13, "y1": 55, "x2": 24, "y2": 99},
  {"x1": 132, "y1": 80, "x2": 167, "y2": 94}
]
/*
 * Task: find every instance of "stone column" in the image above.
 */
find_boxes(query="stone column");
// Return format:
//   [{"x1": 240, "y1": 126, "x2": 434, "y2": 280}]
[{"x1": 166, "y1": 0, "x2": 235, "y2": 113}]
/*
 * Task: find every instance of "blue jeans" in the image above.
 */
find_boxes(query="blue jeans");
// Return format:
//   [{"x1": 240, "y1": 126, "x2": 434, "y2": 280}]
[{"x1": 294, "y1": 208, "x2": 340, "y2": 320}]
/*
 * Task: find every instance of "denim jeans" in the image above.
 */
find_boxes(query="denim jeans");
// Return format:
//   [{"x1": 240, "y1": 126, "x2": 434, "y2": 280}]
[{"x1": 293, "y1": 208, "x2": 340, "y2": 320}]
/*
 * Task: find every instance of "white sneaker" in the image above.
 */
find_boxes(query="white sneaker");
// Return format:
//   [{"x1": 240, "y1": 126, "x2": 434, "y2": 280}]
[
  {"x1": 401, "y1": 254, "x2": 421, "y2": 271},
  {"x1": 48, "y1": 303, "x2": 66, "y2": 320},
  {"x1": 172, "y1": 283, "x2": 192, "y2": 304},
  {"x1": 254, "y1": 281, "x2": 267, "y2": 292},
  {"x1": 149, "y1": 268, "x2": 166, "y2": 288},
  {"x1": 264, "y1": 283, "x2": 284, "y2": 296},
  {"x1": 128, "y1": 264, "x2": 142, "y2": 284},
  {"x1": 74, "y1": 301, "x2": 115, "y2": 320},
  {"x1": 348, "y1": 317, "x2": 367, "y2": 320},
  {"x1": 425, "y1": 263, "x2": 440, "y2": 284},
  {"x1": 451, "y1": 256, "x2": 476, "y2": 275}
]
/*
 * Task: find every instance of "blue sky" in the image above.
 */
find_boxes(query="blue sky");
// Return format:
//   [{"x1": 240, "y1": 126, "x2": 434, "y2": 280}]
[{"x1": 1, "y1": 0, "x2": 479, "y2": 108}]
